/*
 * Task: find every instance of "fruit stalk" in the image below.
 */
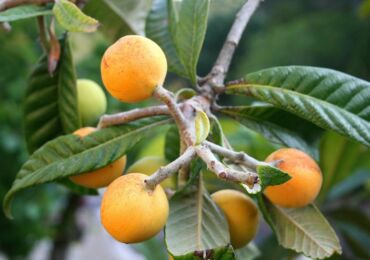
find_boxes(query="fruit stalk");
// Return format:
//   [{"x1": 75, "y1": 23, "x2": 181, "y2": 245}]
[
  {"x1": 153, "y1": 85, "x2": 194, "y2": 146},
  {"x1": 144, "y1": 146, "x2": 197, "y2": 189}
]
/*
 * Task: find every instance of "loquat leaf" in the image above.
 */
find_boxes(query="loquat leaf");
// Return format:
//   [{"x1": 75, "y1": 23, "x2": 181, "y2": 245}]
[{"x1": 53, "y1": 0, "x2": 99, "y2": 33}]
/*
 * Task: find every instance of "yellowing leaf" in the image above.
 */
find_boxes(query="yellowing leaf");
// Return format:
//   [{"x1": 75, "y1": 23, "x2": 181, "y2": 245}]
[
  {"x1": 195, "y1": 110, "x2": 210, "y2": 145},
  {"x1": 53, "y1": 0, "x2": 99, "y2": 32}
]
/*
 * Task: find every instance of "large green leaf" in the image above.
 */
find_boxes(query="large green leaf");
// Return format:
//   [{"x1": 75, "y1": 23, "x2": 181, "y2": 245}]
[
  {"x1": 145, "y1": 0, "x2": 186, "y2": 77},
  {"x1": 319, "y1": 131, "x2": 368, "y2": 197},
  {"x1": 170, "y1": 0, "x2": 210, "y2": 83},
  {"x1": 83, "y1": 0, "x2": 151, "y2": 38},
  {"x1": 266, "y1": 200, "x2": 342, "y2": 259},
  {"x1": 4, "y1": 117, "x2": 171, "y2": 218},
  {"x1": 226, "y1": 66, "x2": 370, "y2": 147},
  {"x1": 58, "y1": 178, "x2": 98, "y2": 196},
  {"x1": 165, "y1": 177, "x2": 230, "y2": 256},
  {"x1": 53, "y1": 0, "x2": 99, "y2": 33},
  {"x1": 0, "y1": 5, "x2": 52, "y2": 22},
  {"x1": 219, "y1": 105, "x2": 321, "y2": 159},
  {"x1": 24, "y1": 35, "x2": 80, "y2": 153}
]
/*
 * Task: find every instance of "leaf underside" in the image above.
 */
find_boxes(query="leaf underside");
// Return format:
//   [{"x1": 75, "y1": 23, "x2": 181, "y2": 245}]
[
  {"x1": 266, "y1": 200, "x2": 342, "y2": 259},
  {"x1": 166, "y1": 178, "x2": 230, "y2": 256},
  {"x1": 220, "y1": 105, "x2": 321, "y2": 159}
]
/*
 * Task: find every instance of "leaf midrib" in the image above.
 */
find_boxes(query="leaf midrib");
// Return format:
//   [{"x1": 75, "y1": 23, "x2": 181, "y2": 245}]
[
  {"x1": 5, "y1": 118, "x2": 172, "y2": 217},
  {"x1": 23, "y1": 118, "x2": 172, "y2": 178},
  {"x1": 227, "y1": 83, "x2": 370, "y2": 122},
  {"x1": 274, "y1": 205, "x2": 334, "y2": 255},
  {"x1": 195, "y1": 180, "x2": 204, "y2": 249}
]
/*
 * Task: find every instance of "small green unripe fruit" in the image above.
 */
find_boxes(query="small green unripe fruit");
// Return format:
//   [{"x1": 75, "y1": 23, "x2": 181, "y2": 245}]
[
  {"x1": 77, "y1": 79, "x2": 107, "y2": 126},
  {"x1": 126, "y1": 156, "x2": 174, "y2": 189}
]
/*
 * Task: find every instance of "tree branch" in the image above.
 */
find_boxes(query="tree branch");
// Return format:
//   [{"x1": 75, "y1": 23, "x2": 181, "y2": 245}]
[
  {"x1": 204, "y1": 140, "x2": 268, "y2": 169},
  {"x1": 97, "y1": 105, "x2": 171, "y2": 129},
  {"x1": 145, "y1": 146, "x2": 196, "y2": 189},
  {"x1": 153, "y1": 86, "x2": 194, "y2": 146},
  {"x1": 195, "y1": 145, "x2": 259, "y2": 186},
  {"x1": 203, "y1": 0, "x2": 262, "y2": 89},
  {"x1": 0, "y1": 0, "x2": 53, "y2": 11}
]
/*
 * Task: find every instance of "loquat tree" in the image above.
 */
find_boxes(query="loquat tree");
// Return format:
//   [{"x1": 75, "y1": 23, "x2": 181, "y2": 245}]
[{"x1": 1, "y1": 0, "x2": 369, "y2": 259}]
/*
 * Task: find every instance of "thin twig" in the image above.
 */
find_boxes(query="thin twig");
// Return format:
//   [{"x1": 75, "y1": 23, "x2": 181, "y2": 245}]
[
  {"x1": 203, "y1": 0, "x2": 262, "y2": 89},
  {"x1": 153, "y1": 86, "x2": 194, "y2": 146},
  {"x1": 145, "y1": 147, "x2": 197, "y2": 189},
  {"x1": 97, "y1": 105, "x2": 171, "y2": 129},
  {"x1": 0, "y1": 0, "x2": 53, "y2": 11},
  {"x1": 195, "y1": 145, "x2": 259, "y2": 186}
]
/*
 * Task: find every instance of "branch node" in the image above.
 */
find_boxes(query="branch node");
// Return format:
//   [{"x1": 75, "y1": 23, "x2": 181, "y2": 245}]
[{"x1": 153, "y1": 86, "x2": 194, "y2": 147}]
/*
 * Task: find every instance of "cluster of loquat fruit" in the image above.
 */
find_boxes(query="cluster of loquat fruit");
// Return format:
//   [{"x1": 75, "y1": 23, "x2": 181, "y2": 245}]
[{"x1": 70, "y1": 35, "x2": 323, "y2": 251}]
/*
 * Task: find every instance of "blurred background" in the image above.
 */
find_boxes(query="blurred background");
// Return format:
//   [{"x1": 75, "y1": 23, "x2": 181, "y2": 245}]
[{"x1": 0, "y1": 0, "x2": 369, "y2": 259}]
